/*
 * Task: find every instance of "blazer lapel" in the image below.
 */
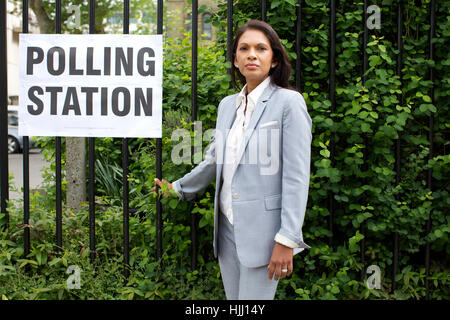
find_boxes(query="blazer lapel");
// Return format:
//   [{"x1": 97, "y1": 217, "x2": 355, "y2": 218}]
[
  {"x1": 234, "y1": 83, "x2": 277, "y2": 168},
  {"x1": 223, "y1": 101, "x2": 237, "y2": 131}
]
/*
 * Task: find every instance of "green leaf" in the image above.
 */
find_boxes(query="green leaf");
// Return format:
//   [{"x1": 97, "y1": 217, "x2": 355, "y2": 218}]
[
  {"x1": 359, "y1": 111, "x2": 369, "y2": 119},
  {"x1": 434, "y1": 230, "x2": 443, "y2": 238},
  {"x1": 381, "y1": 52, "x2": 392, "y2": 63},
  {"x1": 422, "y1": 95, "x2": 432, "y2": 103},
  {"x1": 62, "y1": 256, "x2": 68, "y2": 267},
  {"x1": 386, "y1": 115, "x2": 396, "y2": 123},
  {"x1": 361, "y1": 123, "x2": 371, "y2": 132},
  {"x1": 169, "y1": 199, "x2": 178, "y2": 209},
  {"x1": 19, "y1": 259, "x2": 37, "y2": 269},
  {"x1": 369, "y1": 55, "x2": 382, "y2": 67},
  {"x1": 331, "y1": 286, "x2": 340, "y2": 294},
  {"x1": 48, "y1": 258, "x2": 61, "y2": 266},
  {"x1": 419, "y1": 104, "x2": 435, "y2": 113},
  {"x1": 199, "y1": 216, "x2": 208, "y2": 228},
  {"x1": 270, "y1": 0, "x2": 281, "y2": 9},
  {"x1": 320, "y1": 149, "x2": 330, "y2": 158}
]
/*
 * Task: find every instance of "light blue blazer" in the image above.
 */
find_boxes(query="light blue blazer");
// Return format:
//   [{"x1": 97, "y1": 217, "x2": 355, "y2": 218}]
[{"x1": 173, "y1": 81, "x2": 312, "y2": 268}]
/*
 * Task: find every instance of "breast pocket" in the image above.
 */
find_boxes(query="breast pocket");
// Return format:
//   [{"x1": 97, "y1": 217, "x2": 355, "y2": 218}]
[
  {"x1": 259, "y1": 120, "x2": 279, "y2": 128},
  {"x1": 264, "y1": 194, "x2": 282, "y2": 212}
]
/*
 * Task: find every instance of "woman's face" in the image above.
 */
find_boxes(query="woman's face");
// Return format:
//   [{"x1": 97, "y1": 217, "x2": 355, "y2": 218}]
[{"x1": 234, "y1": 29, "x2": 277, "y2": 87}]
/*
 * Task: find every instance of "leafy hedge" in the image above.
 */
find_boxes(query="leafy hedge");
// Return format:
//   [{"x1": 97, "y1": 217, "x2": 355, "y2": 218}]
[
  {"x1": 208, "y1": 0, "x2": 449, "y2": 299},
  {"x1": 1, "y1": 0, "x2": 448, "y2": 299}
]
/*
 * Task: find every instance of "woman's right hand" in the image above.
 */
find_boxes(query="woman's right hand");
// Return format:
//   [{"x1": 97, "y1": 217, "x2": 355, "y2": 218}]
[{"x1": 153, "y1": 178, "x2": 175, "y2": 198}]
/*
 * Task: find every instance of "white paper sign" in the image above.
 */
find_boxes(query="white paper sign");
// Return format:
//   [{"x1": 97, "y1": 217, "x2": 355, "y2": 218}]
[{"x1": 19, "y1": 34, "x2": 162, "y2": 138}]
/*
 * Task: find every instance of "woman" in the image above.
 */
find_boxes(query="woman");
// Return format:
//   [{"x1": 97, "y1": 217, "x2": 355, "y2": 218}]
[{"x1": 154, "y1": 19, "x2": 312, "y2": 300}]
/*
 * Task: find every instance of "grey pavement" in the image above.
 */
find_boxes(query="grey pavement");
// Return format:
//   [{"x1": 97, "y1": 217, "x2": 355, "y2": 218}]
[{"x1": 8, "y1": 148, "x2": 49, "y2": 201}]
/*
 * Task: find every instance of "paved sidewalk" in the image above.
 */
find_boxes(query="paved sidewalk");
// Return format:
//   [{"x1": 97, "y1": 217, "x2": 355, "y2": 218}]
[{"x1": 8, "y1": 148, "x2": 49, "y2": 201}]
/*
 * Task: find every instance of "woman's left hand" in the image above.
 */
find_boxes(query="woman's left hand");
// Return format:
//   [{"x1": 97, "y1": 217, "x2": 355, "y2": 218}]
[{"x1": 267, "y1": 243, "x2": 293, "y2": 280}]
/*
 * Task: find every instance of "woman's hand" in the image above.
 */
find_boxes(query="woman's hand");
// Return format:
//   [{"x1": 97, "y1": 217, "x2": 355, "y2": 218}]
[
  {"x1": 153, "y1": 178, "x2": 176, "y2": 198},
  {"x1": 267, "y1": 242, "x2": 293, "y2": 281}
]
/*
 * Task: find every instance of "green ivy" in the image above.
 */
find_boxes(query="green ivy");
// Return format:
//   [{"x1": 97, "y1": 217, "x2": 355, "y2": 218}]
[{"x1": 208, "y1": 0, "x2": 449, "y2": 300}]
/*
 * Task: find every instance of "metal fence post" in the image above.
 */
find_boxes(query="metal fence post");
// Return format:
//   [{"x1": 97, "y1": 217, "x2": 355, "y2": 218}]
[
  {"x1": 122, "y1": 0, "x2": 130, "y2": 282},
  {"x1": 88, "y1": 0, "x2": 96, "y2": 264},
  {"x1": 190, "y1": 0, "x2": 199, "y2": 271},
  {"x1": 55, "y1": 0, "x2": 63, "y2": 254},
  {"x1": 328, "y1": 0, "x2": 336, "y2": 249},
  {"x1": 359, "y1": 0, "x2": 368, "y2": 283},
  {"x1": 226, "y1": 0, "x2": 233, "y2": 88},
  {"x1": 392, "y1": 0, "x2": 404, "y2": 293},
  {"x1": 0, "y1": 0, "x2": 9, "y2": 230},
  {"x1": 295, "y1": 0, "x2": 303, "y2": 92},
  {"x1": 261, "y1": 0, "x2": 267, "y2": 22},
  {"x1": 22, "y1": 0, "x2": 30, "y2": 257},
  {"x1": 156, "y1": 0, "x2": 164, "y2": 264},
  {"x1": 425, "y1": 0, "x2": 436, "y2": 301}
]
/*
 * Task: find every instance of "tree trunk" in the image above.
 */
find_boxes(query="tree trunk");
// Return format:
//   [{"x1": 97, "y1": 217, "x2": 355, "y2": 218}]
[
  {"x1": 29, "y1": 0, "x2": 54, "y2": 33},
  {"x1": 65, "y1": 138, "x2": 86, "y2": 211}
]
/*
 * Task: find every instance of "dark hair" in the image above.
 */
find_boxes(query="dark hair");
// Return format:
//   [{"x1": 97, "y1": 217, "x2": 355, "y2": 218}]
[{"x1": 231, "y1": 20, "x2": 293, "y2": 91}]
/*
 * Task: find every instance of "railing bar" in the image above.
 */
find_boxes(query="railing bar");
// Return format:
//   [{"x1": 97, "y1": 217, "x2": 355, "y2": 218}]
[
  {"x1": 360, "y1": 0, "x2": 368, "y2": 283},
  {"x1": 190, "y1": 0, "x2": 198, "y2": 270},
  {"x1": 0, "y1": 1, "x2": 9, "y2": 230},
  {"x1": 22, "y1": 0, "x2": 30, "y2": 257},
  {"x1": 88, "y1": 0, "x2": 96, "y2": 264},
  {"x1": 261, "y1": 0, "x2": 267, "y2": 22},
  {"x1": 425, "y1": 0, "x2": 436, "y2": 301},
  {"x1": 226, "y1": 0, "x2": 233, "y2": 88},
  {"x1": 362, "y1": 0, "x2": 369, "y2": 84},
  {"x1": 392, "y1": 0, "x2": 404, "y2": 293},
  {"x1": 122, "y1": 0, "x2": 130, "y2": 282},
  {"x1": 55, "y1": 0, "x2": 63, "y2": 253},
  {"x1": 328, "y1": 0, "x2": 336, "y2": 249},
  {"x1": 295, "y1": 0, "x2": 302, "y2": 91},
  {"x1": 155, "y1": 0, "x2": 163, "y2": 263}
]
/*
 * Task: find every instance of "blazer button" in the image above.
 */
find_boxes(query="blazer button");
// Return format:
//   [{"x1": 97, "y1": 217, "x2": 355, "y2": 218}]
[{"x1": 233, "y1": 193, "x2": 239, "y2": 199}]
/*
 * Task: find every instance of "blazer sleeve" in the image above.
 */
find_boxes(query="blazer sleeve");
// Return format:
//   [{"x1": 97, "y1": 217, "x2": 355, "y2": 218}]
[
  {"x1": 172, "y1": 133, "x2": 216, "y2": 201},
  {"x1": 172, "y1": 99, "x2": 225, "y2": 201},
  {"x1": 276, "y1": 92, "x2": 312, "y2": 249}
]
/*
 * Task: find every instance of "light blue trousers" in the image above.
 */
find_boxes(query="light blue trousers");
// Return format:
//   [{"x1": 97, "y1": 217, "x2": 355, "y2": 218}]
[{"x1": 218, "y1": 211, "x2": 279, "y2": 300}]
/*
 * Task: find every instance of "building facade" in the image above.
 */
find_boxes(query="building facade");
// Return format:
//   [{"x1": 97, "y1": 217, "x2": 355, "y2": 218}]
[
  {"x1": 166, "y1": 0, "x2": 218, "y2": 40},
  {"x1": 6, "y1": 0, "x2": 40, "y2": 105}
]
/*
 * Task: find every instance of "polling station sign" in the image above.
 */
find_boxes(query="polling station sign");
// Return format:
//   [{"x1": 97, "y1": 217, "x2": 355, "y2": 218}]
[{"x1": 19, "y1": 34, "x2": 162, "y2": 138}]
